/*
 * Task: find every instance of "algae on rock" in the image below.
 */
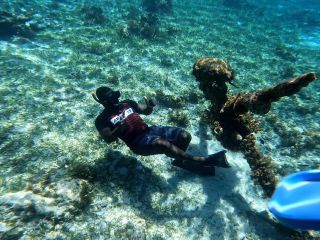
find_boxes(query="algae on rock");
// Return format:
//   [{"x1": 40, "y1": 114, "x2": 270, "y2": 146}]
[{"x1": 193, "y1": 56, "x2": 317, "y2": 197}]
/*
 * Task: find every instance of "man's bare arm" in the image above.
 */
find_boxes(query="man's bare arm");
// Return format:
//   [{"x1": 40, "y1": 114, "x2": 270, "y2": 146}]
[
  {"x1": 129, "y1": 98, "x2": 156, "y2": 115},
  {"x1": 100, "y1": 123, "x2": 127, "y2": 143}
]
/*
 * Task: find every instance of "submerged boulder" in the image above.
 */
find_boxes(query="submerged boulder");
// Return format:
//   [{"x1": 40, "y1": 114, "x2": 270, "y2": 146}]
[
  {"x1": 0, "y1": 191, "x2": 64, "y2": 220},
  {"x1": 0, "y1": 178, "x2": 92, "y2": 238},
  {"x1": 142, "y1": 0, "x2": 172, "y2": 14},
  {"x1": 193, "y1": 57, "x2": 234, "y2": 112},
  {"x1": 80, "y1": 6, "x2": 107, "y2": 25},
  {"x1": 122, "y1": 12, "x2": 160, "y2": 39},
  {"x1": 0, "y1": 11, "x2": 39, "y2": 39}
]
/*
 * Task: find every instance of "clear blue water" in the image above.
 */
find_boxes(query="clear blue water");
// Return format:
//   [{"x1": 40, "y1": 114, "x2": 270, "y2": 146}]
[{"x1": 0, "y1": 0, "x2": 319, "y2": 239}]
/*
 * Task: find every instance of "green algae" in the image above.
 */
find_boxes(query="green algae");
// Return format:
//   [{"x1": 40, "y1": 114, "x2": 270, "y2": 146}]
[{"x1": 0, "y1": 0, "x2": 319, "y2": 239}]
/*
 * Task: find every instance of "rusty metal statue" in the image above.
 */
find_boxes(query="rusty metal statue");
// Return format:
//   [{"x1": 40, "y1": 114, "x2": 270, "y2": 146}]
[{"x1": 193, "y1": 57, "x2": 317, "y2": 197}]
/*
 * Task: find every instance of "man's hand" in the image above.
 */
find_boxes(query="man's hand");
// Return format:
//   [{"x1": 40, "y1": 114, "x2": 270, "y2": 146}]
[
  {"x1": 101, "y1": 121, "x2": 128, "y2": 143},
  {"x1": 117, "y1": 120, "x2": 129, "y2": 134},
  {"x1": 143, "y1": 97, "x2": 156, "y2": 107},
  {"x1": 130, "y1": 98, "x2": 155, "y2": 115}
]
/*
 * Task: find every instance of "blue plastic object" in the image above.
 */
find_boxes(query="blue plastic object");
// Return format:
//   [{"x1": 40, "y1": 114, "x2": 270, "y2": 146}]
[{"x1": 268, "y1": 170, "x2": 320, "y2": 230}]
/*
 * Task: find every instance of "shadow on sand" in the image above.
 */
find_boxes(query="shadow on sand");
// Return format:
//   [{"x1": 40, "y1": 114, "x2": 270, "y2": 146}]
[{"x1": 82, "y1": 123, "x2": 292, "y2": 239}]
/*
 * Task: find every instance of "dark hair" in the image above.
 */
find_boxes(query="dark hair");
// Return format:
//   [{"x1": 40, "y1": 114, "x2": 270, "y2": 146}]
[{"x1": 96, "y1": 86, "x2": 112, "y2": 102}]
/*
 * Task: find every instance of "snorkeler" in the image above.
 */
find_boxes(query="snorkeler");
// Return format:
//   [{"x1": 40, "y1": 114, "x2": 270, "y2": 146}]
[{"x1": 92, "y1": 86, "x2": 230, "y2": 176}]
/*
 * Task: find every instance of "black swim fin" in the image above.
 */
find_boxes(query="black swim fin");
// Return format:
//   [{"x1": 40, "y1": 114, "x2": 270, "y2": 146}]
[
  {"x1": 204, "y1": 150, "x2": 231, "y2": 168},
  {"x1": 172, "y1": 159, "x2": 215, "y2": 176}
]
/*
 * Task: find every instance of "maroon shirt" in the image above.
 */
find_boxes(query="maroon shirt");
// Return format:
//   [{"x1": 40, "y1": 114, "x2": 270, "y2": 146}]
[{"x1": 95, "y1": 101, "x2": 148, "y2": 146}]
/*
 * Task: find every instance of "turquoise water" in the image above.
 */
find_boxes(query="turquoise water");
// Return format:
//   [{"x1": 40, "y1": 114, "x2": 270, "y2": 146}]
[{"x1": 0, "y1": 0, "x2": 319, "y2": 239}]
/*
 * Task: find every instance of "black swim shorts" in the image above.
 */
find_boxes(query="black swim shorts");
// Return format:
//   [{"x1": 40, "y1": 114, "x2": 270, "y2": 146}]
[{"x1": 129, "y1": 126, "x2": 183, "y2": 156}]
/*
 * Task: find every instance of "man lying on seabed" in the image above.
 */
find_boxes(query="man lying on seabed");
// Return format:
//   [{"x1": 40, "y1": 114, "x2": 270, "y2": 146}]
[{"x1": 92, "y1": 86, "x2": 231, "y2": 176}]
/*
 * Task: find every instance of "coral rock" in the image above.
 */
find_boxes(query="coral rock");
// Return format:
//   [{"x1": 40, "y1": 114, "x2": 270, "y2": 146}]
[
  {"x1": 142, "y1": 0, "x2": 173, "y2": 14},
  {"x1": 221, "y1": 72, "x2": 317, "y2": 116},
  {"x1": 0, "y1": 11, "x2": 39, "y2": 39},
  {"x1": 193, "y1": 56, "x2": 317, "y2": 199},
  {"x1": 0, "y1": 191, "x2": 64, "y2": 219},
  {"x1": 192, "y1": 57, "x2": 234, "y2": 84},
  {"x1": 192, "y1": 57, "x2": 234, "y2": 113},
  {"x1": 80, "y1": 6, "x2": 106, "y2": 25}
]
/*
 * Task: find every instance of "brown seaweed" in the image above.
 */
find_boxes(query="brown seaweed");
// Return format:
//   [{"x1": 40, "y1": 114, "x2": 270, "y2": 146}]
[{"x1": 193, "y1": 57, "x2": 317, "y2": 197}]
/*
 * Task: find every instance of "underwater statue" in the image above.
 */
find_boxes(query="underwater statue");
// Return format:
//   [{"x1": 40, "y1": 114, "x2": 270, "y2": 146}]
[{"x1": 192, "y1": 57, "x2": 317, "y2": 197}]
